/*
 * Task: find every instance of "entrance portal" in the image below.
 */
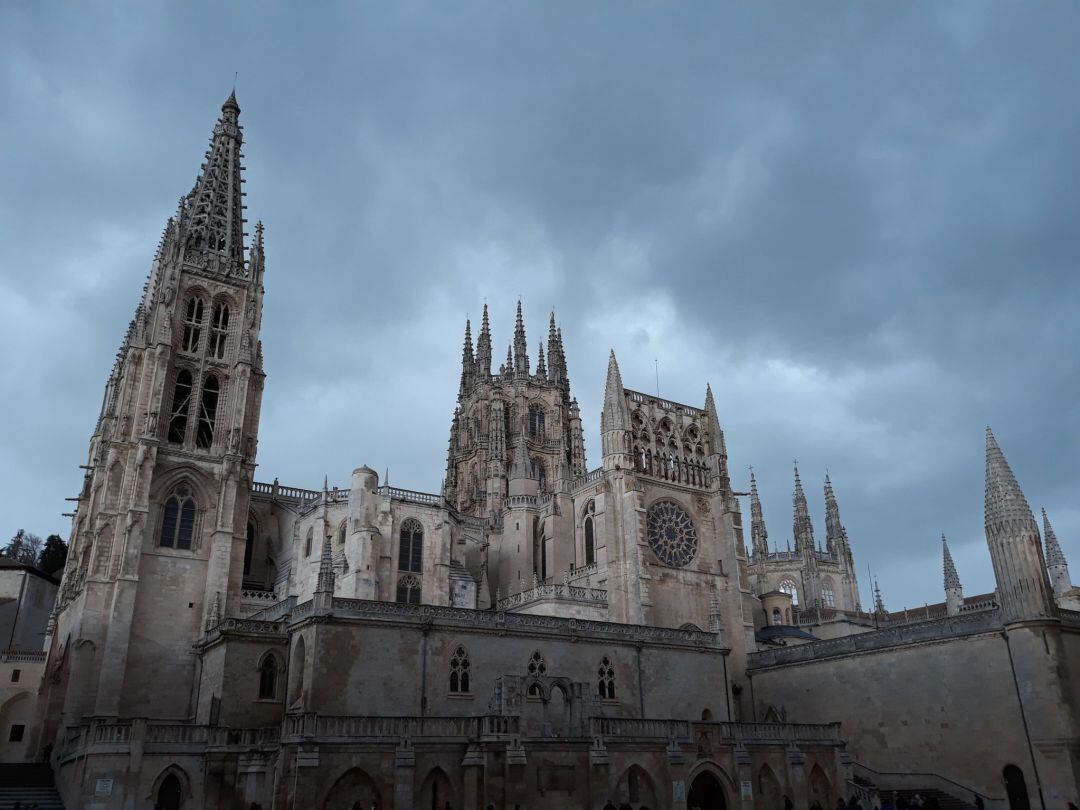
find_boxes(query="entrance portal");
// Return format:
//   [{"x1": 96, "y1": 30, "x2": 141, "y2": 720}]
[
  {"x1": 1003, "y1": 765, "x2": 1030, "y2": 810},
  {"x1": 688, "y1": 770, "x2": 726, "y2": 810}
]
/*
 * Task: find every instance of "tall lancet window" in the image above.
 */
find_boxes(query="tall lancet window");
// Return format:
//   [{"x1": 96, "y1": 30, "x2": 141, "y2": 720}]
[
  {"x1": 167, "y1": 369, "x2": 193, "y2": 444},
  {"x1": 583, "y1": 500, "x2": 596, "y2": 566},
  {"x1": 182, "y1": 296, "x2": 205, "y2": 353},
  {"x1": 208, "y1": 302, "x2": 230, "y2": 359},
  {"x1": 528, "y1": 404, "x2": 545, "y2": 439},
  {"x1": 195, "y1": 374, "x2": 220, "y2": 449},
  {"x1": 160, "y1": 484, "x2": 197, "y2": 550},
  {"x1": 398, "y1": 519, "x2": 423, "y2": 573}
]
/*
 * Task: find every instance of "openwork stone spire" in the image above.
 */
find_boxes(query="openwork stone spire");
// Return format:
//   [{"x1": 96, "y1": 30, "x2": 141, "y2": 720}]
[
  {"x1": 476, "y1": 303, "x2": 492, "y2": 376},
  {"x1": 792, "y1": 465, "x2": 815, "y2": 554},
  {"x1": 704, "y1": 384, "x2": 730, "y2": 488},
  {"x1": 513, "y1": 300, "x2": 529, "y2": 376},
  {"x1": 536, "y1": 342, "x2": 547, "y2": 377},
  {"x1": 824, "y1": 473, "x2": 844, "y2": 555},
  {"x1": 750, "y1": 469, "x2": 769, "y2": 558},
  {"x1": 984, "y1": 428, "x2": 1055, "y2": 623},
  {"x1": 1043, "y1": 508, "x2": 1072, "y2": 596},
  {"x1": 601, "y1": 350, "x2": 632, "y2": 470},
  {"x1": 459, "y1": 319, "x2": 474, "y2": 395},
  {"x1": 942, "y1": 534, "x2": 961, "y2": 589},
  {"x1": 181, "y1": 91, "x2": 247, "y2": 271}
]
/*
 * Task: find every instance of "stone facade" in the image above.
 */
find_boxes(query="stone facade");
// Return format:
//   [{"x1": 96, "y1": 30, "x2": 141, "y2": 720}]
[{"x1": 20, "y1": 94, "x2": 1080, "y2": 810}]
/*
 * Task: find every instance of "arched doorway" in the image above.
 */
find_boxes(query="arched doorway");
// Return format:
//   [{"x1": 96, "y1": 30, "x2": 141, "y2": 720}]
[
  {"x1": 688, "y1": 770, "x2": 726, "y2": 810},
  {"x1": 157, "y1": 773, "x2": 183, "y2": 810},
  {"x1": 323, "y1": 767, "x2": 382, "y2": 810},
  {"x1": 758, "y1": 764, "x2": 782, "y2": 810},
  {"x1": 1003, "y1": 765, "x2": 1030, "y2": 810},
  {"x1": 615, "y1": 764, "x2": 658, "y2": 808},
  {"x1": 419, "y1": 766, "x2": 455, "y2": 810},
  {"x1": 809, "y1": 764, "x2": 832, "y2": 808}
]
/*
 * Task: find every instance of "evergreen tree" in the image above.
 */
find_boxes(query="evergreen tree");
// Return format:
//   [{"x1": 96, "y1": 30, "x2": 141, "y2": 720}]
[
  {"x1": 2, "y1": 529, "x2": 42, "y2": 565},
  {"x1": 38, "y1": 534, "x2": 68, "y2": 573}
]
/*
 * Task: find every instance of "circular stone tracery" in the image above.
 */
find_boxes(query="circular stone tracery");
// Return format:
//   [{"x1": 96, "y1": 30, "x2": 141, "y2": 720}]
[{"x1": 646, "y1": 501, "x2": 698, "y2": 567}]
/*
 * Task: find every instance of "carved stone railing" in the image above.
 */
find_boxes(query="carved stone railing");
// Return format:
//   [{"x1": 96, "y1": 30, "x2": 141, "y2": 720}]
[
  {"x1": 750, "y1": 608, "x2": 1002, "y2": 668},
  {"x1": 572, "y1": 467, "x2": 604, "y2": 489},
  {"x1": 203, "y1": 617, "x2": 289, "y2": 644},
  {"x1": 240, "y1": 589, "x2": 278, "y2": 603},
  {"x1": 567, "y1": 562, "x2": 599, "y2": 582},
  {"x1": 251, "y1": 480, "x2": 321, "y2": 503},
  {"x1": 322, "y1": 598, "x2": 723, "y2": 649},
  {"x1": 1, "y1": 649, "x2": 47, "y2": 663},
  {"x1": 1058, "y1": 608, "x2": 1080, "y2": 628},
  {"x1": 589, "y1": 718, "x2": 843, "y2": 747},
  {"x1": 249, "y1": 595, "x2": 298, "y2": 622},
  {"x1": 497, "y1": 581, "x2": 608, "y2": 611},
  {"x1": 504, "y1": 494, "x2": 538, "y2": 509},
  {"x1": 625, "y1": 389, "x2": 703, "y2": 417},
  {"x1": 283, "y1": 713, "x2": 519, "y2": 741},
  {"x1": 378, "y1": 486, "x2": 443, "y2": 507},
  {"x1": 60, "y1": 721, "x2": 280, "y2": 759}
]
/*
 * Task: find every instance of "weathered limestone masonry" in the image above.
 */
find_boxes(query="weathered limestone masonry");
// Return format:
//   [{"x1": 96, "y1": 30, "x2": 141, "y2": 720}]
[
  {"x1": 34, "y1": 95, "x2": 1080, "y2": 810},
  {"x1": 749, "y1": 431, "x2": 1080, "y2": 810}
]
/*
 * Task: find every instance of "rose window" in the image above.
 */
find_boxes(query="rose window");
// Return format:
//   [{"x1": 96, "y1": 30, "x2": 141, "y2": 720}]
[{"x1": 646, "y1": 501, "x2": 698, "y2": 567}]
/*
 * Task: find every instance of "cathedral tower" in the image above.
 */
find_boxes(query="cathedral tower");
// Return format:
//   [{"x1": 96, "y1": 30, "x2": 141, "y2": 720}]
[
  {"x1": 442, "y1": 303, "x2": 586, "y2": 593},
  {"x1": 983, "y1": 428, "x2": 1055, "y2": 624},
  {"x1": 50, "y1": 93, "x2": 266, "y2": 723}
]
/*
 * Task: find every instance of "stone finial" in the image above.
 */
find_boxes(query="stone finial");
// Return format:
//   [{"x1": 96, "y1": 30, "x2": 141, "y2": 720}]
[
  {"x1": 749, "y1": 469, "x2": 768, "y2": 558},
  {"x1": 536, "y1": 342, "x2": 547, "y2": 377},
  {"x1": 1042, "y1": 508, "x2": 1067, "y2": 568},
  {"x1": 315, "y1": 531, "x2": 335, "y2": 595},
  {"x1": 823, "y1": 473, "x2": 846, "y2": 556},
  {"x1": 942, "y1": 533, "x2": 962, "y2": 590},
  {"x1": 476, "y1": 302, "x2": 492, "y2": 375},
  {"x1": 513, "y1": 300, "x2": 529, "y2": 375},
  {"x1": 792, "y1": 465, "x2": 815, "y2": 554}
]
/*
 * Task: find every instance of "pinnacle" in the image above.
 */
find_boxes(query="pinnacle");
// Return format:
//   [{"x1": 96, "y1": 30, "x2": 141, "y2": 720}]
[
  {"x1": 942, "y1": 533, "x2": 962, "y2": 590},
  {"x1": 1042, "y1": 508, "x2": 1068, "y2": 568},
  {"x1": 222, "y1": 89, "x2": 240, "y2": 114},
  {"x1": 984, "y1": 427, "x2": 1035, "y2": 531}
]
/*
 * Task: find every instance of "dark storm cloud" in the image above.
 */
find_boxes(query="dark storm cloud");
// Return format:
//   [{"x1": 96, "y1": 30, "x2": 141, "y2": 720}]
[{"x1": 2, "y1": 1, "x2": 1078, "y2": 607}]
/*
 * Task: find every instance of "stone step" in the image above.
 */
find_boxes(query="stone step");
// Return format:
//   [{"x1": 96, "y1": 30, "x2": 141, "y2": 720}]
[{"x1": 0, "y1": 785, "x2": 66, "y2": 809}]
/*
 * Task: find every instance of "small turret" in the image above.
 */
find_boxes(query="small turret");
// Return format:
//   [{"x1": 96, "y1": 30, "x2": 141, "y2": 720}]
[
  {"x1": 942, "y1": 533, "x2": 964, "y2": 616},
  {"x1": 984, "y1": 428, "x2": 1056, "y2": 623},
  {"x1": 600, "y1": 351, "x2": 632, "y2": 471},
  {"x1": 1042, "y1": 508, "x2": 1072, "y2": 597}
]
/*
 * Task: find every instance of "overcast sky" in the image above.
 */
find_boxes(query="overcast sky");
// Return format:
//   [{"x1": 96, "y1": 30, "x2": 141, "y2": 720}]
[{"x1": 2, "y1": 2, "x2": 1078, "y2": 609}]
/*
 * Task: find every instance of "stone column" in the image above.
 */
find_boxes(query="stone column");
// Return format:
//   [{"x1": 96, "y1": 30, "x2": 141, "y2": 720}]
[
  {"x1": 462, "y1": 744, "x2": 484, "y2": 810},
  {"x1": 734, "y1": 744, "x2": 754, "y2": 810},
  {"x1": 394, "y1": 740, "x2": 416, "y2": 809},
  {"x1": 785, "y1": 746, "x2": 809, "y2": 810}
]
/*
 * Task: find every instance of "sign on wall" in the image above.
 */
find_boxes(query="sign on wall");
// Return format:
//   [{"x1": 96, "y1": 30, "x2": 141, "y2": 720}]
[{"x1": 95, "y1": 778, "x2": 113, "y2": 796}]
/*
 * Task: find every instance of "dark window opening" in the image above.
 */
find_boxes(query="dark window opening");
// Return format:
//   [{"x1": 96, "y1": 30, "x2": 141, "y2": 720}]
[{"x1": 167, "y1": 369, "x2": 193, "y2": 444}]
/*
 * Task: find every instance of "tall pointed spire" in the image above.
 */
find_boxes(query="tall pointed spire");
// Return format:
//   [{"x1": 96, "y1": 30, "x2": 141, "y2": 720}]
[
  {"x1": 476, "y1": 303, "x2": 492, "y2": 376},
  {"x1": 180, "y1": 91, "x2": 247, "y2": 272},
  {"x1": 547, "y1": 311, "x2": 559, "y2": 384},
  {"x1": 1042, "y1": 508, "x2": 1072, "y2": 597},
  {"x1": 750, "y1": 469, "x2": 769, "y2": 558},
  {"x1": 601, "y1": 350, "x2": 632, "y2": 470},
  {"x1": 459, "y1": 319, "x2": 474, "y2": 396},
  {"x1": 824, "y1": 473, "x2": 844, "y2": 556},
  {"x1": 943, "y1": 533, "x2": 964, "y2": 616},
  {"x1": 984, "y1": 428, "x2": 1055, "y2": 623},
  {"x1": 704, "y1": 384, "x2": 730, "y2": 488},
  {"x1": 513, "y1": 300, "x2": 529, "y2": 376},
  {"x1": 536, "y1": 342, "x2": 547, "y2": 378},
  {"x1": 792, "y1": 465, "x2": 815, "y2": 554}
]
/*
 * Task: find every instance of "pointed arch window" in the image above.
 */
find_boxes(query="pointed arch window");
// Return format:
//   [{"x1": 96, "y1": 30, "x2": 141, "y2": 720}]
[
  {"x1": 526, "y1": 650, "x2": 546, "y2": 697},
  {"x1": 195, "y1": 374, "x2": 220, "y2": 449},
  {"x1": 398, "y1": 519, "x2": 423, "y2": 573},
  {"x1": 243, "y1": 521, "x2": 255, "y2": 576},
  {"x1": 449, "y1": 646, "x2": 470, "y2": 694},
  {"x1": 161, "y1": 485, "x2": 197, "y2": 550},
  {"x1": 181, "y1": 296, "x2": 205, "y2": 353},
  {"x1": 821, "y1": 582, "x2": 836, "y2": 608},
  {"x1": 305, "y1": 527, "x2": 313, "y2": 558},
  {"x1": 337, "y1": 521, "x2": 347, "y2": 545},
  {"x1": 258, "y1": 652, "x2": 279, "y2": 700},
  {"x1": 167, "y1": 369, "x2": 193, "y2": 444},
  {"x1": 396, "y1": 573, "x2": 421, "y2": 604},
  {"x1": 208, "y1": 302, "x2": 230, "y2": 359},
  {"x1": 778, "y1": 579, "x2": 799, "y2": 607},
  {"x1": 583, "y1": 500, "x2": 596, "y2": 566},
  {"x1": 528, "y1": 405, "x2": 545, "y2": 439},
  {"x1": 531, "y1": 457, "x2": 547, "y2": 492},
  {"x1": 597, "y1": 656, "x2": 616, "y2": 700}
]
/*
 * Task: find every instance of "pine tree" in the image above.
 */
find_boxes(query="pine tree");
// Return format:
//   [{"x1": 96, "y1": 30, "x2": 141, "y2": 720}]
[{"x1": 38, "y1": 534, "x2": 68, "y2": 573}]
